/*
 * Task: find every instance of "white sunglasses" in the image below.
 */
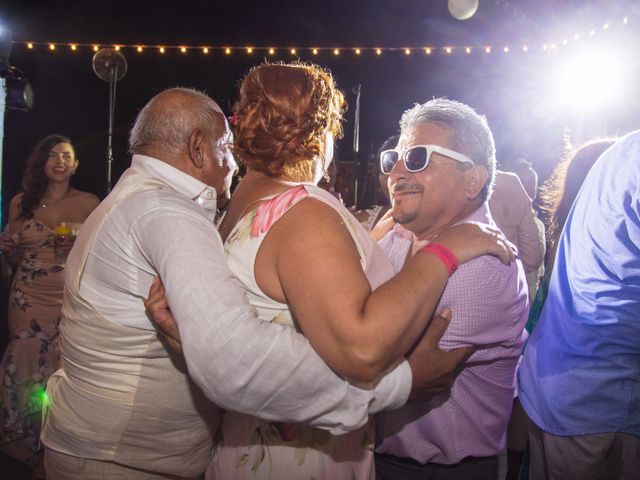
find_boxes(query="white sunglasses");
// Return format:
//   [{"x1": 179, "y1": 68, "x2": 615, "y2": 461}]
[{"x1": 380, "y1": 144, "x2": 475, "y2": 174}]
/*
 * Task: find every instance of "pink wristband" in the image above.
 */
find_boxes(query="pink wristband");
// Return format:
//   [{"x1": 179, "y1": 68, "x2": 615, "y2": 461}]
[{"x1": 419, "y1": 243, "x2": 459, "y2": 277}]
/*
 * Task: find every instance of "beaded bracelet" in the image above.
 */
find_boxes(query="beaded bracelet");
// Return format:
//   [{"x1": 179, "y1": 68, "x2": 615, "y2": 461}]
[{"x1": 419, "y1": 243, "x2": 459, "y2": 277}]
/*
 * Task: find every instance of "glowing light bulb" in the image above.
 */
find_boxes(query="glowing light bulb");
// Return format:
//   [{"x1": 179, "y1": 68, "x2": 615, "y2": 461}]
[
  {"x1": 623, "y1": 17, "x2": 628, "y2": 24},
  {"x1": 70, "y1": 44, "x2": 77, "y2": 51},
  {"x1": 247, "y1": 47, "x2": 253, "y2": 53},
  {"x1": 465, "y1": 47, "x2": 471, "y2": 54},
  {"x1": 203, "y1": 47, "x2": 209, "y2": 54},
  {"x1": 180, "y1": 46, "x2": 187, "y2": 53},
  {"x1": 269, "y1": 48, "x2": 275, "y2": 55},
  {"x1": 445, "y1": 47, "x2": 452, "y2": 54},
  {"x1": 27, "y1": 42, "x2": 34, "y2": 49},
  {"x1": 333, "y1": 48, "x2": 340, "y2": 55},
  {"x1": 114, "y1": 45, "x2": 121, "y2": 51},
  {"x1": 523, "y1": 45, "x2": 528, "y2": 52},
  {"x1": 160, "y1": 47, "x2": 165, "y2": 54},
  {"x1": 225, "y1": 47, "x2": 231, "y2": 55},
  {"x1": 312, "y1": 48, "x2": 318, "y2": 55},
  {"x1": 93, "y1": 45, "x2": 99, "y2": 52},
  {"x1": 375, "y1": 48, "x2": 382, "y2": 55},
  {"x1": 503, "y1": 46, "x2": 509, "y2": 53},
  {"x1": 290, "y1": 48, "x2": 296, "y2": 55},
  {"x1": 137, "y1": 46, "x2": 143, "y2": 53},
  {"x1": 355, "y1": 48, "x2": 361, "y2": 55},
  {"x1": 485, "y1": 46, "x2": 491, "y2": 53},
  {"x1": 425, "y1": 47, "x2": 432, "y2": 55},
  {"x1": 49, "y1": 43, "x2": 56, "y2": 50},
  {"x1": 404, "y1": 48, "x2": 411, "y2": 55}
]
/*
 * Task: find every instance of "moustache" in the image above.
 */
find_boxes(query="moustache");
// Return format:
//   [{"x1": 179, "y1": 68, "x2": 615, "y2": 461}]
[{"x1": 392, "y1": 183, "x2": 423, "y2": 194}]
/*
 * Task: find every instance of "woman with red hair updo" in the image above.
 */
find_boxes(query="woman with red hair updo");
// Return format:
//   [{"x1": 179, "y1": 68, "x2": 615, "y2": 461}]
[{"x1": 148, "y1": 63, "x2": 512, "y2": 480}]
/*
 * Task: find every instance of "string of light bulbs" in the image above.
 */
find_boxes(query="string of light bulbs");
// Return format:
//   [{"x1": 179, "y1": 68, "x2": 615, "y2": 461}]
[{"x1": 15, "y1": 16, "x2": 631, "y2": 57}]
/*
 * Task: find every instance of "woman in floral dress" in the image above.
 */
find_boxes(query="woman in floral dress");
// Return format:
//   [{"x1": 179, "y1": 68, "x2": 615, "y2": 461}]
[{"x1": 0, "y1": 134, "x2": 99, "y2": 476}]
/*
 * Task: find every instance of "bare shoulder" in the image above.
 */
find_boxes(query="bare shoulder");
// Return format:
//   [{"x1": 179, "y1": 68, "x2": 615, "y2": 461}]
[
  {"x1": 69, "y1": 189, "x2": 101, "y2": 219},
  {"x1": 6, "y1": 193, "x2": 25, "y2": 231},
  {"x1": 271, "y1": 196, "x2": 362, "y2": 275},
  {"x1": 276, "y1": 196, "x2": 350, "y2": 240},
  {"x1": 75, "y1": 190, "x2": 100, "y2": 207},
  {"x1": 9, "y1": 192, "x2": 24, "y2": 209}
]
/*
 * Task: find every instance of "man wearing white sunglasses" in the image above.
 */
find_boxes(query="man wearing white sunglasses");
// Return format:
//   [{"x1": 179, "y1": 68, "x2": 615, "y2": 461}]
[{"x1": 375, "y1": 98, "x2": 529, "y2": 480}]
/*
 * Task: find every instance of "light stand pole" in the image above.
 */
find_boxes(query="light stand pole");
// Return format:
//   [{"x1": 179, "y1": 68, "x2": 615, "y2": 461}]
[{"x1": 92, "y1": 48, "x2": 127, "y2": 193}]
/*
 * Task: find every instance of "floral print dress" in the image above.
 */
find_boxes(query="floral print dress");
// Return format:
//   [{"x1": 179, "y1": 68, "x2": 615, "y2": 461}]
[
  {"x1": 207, "y1": 184, "x2": 396, "y2": 480},
  {"x1": 0, "y1": 220, "x2": 66, "y2": 466}
]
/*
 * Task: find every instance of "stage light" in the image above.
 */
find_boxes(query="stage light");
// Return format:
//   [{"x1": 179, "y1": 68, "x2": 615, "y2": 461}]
[
  {"x1": 5, "y1": 76, "x2": 34, "y2": 111},
  {"x1": 551, "y1": 46, "x2": 629, "y2": 113}
]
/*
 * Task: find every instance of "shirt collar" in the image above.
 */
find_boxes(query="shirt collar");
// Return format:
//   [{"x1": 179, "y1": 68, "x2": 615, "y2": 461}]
[
  {"x1": 131, "y1": 154, "x2": 218, "y2": 221},
  {"x1": 453, "y1": 202, "x2": 495, "y2": 227}
]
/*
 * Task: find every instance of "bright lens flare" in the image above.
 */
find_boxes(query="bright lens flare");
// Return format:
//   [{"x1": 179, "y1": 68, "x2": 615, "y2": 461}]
[{"x1": 553, "y1": 48, "x2": 628, "y2": 112}]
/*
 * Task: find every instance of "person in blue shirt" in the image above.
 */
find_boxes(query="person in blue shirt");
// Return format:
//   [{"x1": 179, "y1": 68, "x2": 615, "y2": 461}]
[{"x1": 518, "y1": 131, "x2": 640, "y2": 480}]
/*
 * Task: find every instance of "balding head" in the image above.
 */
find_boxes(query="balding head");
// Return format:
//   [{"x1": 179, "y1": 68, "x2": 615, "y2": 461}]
[
  {"x1": 129, "y1": 87, "x2": 237, "y2": 197},
  {"x1": 129, "y1": 87, "x2": 227, "y2": 161}
]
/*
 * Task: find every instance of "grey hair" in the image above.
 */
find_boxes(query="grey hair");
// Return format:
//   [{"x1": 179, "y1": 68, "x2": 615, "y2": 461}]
[
  {"x1": 129, "y1": 87, "x2": 225, "y2": 156},
  {"x1": 399, "y1": 98, "x2": 496, "y2": 201}
]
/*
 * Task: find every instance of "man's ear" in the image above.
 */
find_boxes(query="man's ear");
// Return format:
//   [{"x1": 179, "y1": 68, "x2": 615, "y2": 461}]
[
  {"x1": 464, "y1": 165, "x2": 489, "y2": 200},
  {"x1": 188, "y1": 129, "x2": 206, "y2": 169}
]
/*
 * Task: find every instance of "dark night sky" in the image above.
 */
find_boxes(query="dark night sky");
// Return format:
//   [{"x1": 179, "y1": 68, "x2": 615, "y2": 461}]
[{"x1": 1, "y1": 0, "x2": 639, "y2": 217}]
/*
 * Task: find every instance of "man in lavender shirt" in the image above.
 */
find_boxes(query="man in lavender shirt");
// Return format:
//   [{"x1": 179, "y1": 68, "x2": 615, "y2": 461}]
[{"x1": 374, "y1": 98, "x2": 529, "y2": 480}]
